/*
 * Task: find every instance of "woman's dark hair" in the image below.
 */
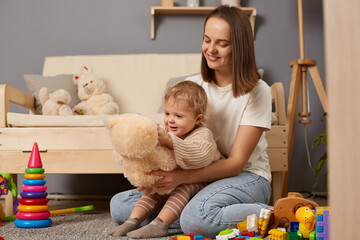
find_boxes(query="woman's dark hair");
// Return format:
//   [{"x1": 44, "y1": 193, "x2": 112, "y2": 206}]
[{"x1": 201, "y1": 5, "x2": 260, "y2": 97}]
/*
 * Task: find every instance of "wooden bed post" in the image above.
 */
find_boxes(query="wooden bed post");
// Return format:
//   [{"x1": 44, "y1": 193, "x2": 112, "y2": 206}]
[{"x1": 282, "y1": 0, "x2": 328, "y2": 197}]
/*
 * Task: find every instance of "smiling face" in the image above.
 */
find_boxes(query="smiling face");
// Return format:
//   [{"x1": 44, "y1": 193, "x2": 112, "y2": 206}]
[
  {"x1": 202, "y1": 17, "x2": 233, "y2": 75},
  {"x1": 164, "y1": 97, "x2": 203, "y2": 139}
]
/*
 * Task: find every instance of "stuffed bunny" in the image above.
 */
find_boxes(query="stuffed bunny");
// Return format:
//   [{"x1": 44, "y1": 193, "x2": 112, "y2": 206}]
[{"x1": 73, "y1": 66, "x2": 119, "y2": 115}]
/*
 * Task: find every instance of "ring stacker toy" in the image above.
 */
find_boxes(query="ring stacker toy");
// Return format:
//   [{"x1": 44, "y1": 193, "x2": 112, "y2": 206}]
[{"x1": 14, "y1": 142, "x2": 52, "y2": 228}]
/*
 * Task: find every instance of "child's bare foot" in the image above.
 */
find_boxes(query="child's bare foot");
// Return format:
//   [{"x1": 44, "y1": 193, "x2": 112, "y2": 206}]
[{"x1": 108, "y1": 218, "x2": 139, "y2": 236}]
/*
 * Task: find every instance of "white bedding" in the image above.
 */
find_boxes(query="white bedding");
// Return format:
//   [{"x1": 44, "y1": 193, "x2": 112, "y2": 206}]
[{"x1": 7, "y1": 112, "x2": 164, "y2": 127}]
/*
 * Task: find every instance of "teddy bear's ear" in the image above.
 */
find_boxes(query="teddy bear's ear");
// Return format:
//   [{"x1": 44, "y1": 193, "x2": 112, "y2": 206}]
[
  {"x1": 73, "y1": 74, "x2": 80, "y2": 85},
  {"x1": 104, "y1": 115, "x2": 120, "y2": 129},
  {"x1": 80, "y1": 65, "x2": 93, "y2": 74}
]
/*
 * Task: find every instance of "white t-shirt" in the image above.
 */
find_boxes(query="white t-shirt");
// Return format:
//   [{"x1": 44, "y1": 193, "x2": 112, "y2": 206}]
[{"x1": 187, "y1": 74, "x2": 272, "y2": 182}]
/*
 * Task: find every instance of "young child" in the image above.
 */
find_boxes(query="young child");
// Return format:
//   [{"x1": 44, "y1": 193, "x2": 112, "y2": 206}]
[{"x1": 108, "y1": 81, "x2": 221, "y2": 238}]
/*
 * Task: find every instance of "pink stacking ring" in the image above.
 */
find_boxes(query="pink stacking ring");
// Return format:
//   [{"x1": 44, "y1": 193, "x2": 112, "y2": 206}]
[
  {"x1": 16, "y1": 211, "x2": 50, "y2": 220},
  {"x1": 22, "y1": 185, "x2": 47, "y2": 192}
]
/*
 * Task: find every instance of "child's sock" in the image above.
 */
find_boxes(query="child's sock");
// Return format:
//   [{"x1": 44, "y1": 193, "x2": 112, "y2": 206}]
[
  {"x1": 107, "y1": 218, "x2": 140, "y2": 236},
  {"x1": 127, "y1": 218, "x2": 168, "y2": 239}
]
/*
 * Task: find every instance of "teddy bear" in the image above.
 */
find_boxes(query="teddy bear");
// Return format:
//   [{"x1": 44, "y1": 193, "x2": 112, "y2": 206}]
[
  {"x1": 104, "y1": 113, "x2": 177, "y2": 195},
  {"x1": 72, "y1": 66, "x2": 119, "y2": 115},
  {"x1": 38, "y1": 87, "x2": 73, "y2": 115}
]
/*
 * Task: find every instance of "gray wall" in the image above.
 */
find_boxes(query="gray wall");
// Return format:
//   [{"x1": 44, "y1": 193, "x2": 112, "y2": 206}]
[{"x1": 0, "y1": 0, "x2": 327, "y2": 196}]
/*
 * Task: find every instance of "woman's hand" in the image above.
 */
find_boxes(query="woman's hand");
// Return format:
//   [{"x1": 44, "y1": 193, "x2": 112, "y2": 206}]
[
  {"x1": 157, "y1": 125, "x2": 173, "y2": 149},
  {"x1": 147, "y1": 168, "x2": 188, "y2": 192}
]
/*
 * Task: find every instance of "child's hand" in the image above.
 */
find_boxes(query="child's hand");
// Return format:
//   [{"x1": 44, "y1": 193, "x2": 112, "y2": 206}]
[
  {"x1": 157, "y1": 125, "x2": 173, "y2": 149},
  {"x1": 137, "y1": 186, "x2": 153, "y2": 195}
]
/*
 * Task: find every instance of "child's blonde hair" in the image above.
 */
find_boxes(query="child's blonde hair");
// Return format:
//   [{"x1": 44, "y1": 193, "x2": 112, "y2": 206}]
[{"x1": 165, "y1": 81, "x2": 207, "y2": 117}]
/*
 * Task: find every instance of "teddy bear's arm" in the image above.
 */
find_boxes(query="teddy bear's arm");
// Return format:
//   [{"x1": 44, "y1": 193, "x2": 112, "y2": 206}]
[
  {"x1": 59, "y1": 105, "x2": 73, "y2": 116},
  {"x1": 72, "y1": 101, "x2": 87, "y2": 115},
  {"x1": 99, "y1": 93, "x2": 115, "y2": 105}
]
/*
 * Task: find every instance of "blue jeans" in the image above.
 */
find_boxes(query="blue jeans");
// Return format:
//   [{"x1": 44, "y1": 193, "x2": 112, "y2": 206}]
[{"x1": 110, "y1": 171, "x2": 271, "y2": 238}]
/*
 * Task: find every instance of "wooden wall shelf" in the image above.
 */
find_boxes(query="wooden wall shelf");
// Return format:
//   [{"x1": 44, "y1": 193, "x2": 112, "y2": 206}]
[{"x1": 151, "y1": 6, "x2": 257, "y2": 40}]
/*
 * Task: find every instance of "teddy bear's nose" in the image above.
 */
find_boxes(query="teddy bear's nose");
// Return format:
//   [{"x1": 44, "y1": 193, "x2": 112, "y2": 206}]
[{"x1": 83, "y1": 83, "x2": 88, "y2": 87}]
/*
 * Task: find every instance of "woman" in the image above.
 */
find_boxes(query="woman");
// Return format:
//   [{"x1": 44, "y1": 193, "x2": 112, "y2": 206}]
[{"x1": 110, "y1": 5, "x2": 272, "y2": 238}]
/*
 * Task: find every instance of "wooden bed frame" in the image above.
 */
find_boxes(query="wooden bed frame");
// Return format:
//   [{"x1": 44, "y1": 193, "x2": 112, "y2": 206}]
[{"x1": 0, "y1": 54, "x2": 288, "y2": 216}]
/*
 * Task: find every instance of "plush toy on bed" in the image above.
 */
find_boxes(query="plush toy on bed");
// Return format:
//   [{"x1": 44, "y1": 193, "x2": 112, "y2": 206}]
[
  {"x1": 105, "y1": 113, "x2": 177, "y2": 195},
  {"x1": 38, "y1": 87, "x2": 73, "y2": 115},
  {"x1": 72, "y1": 65, "x2": 119, "y2": 115}
]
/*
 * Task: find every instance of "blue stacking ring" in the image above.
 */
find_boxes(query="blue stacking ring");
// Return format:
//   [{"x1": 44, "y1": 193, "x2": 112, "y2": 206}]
[
  {"x1": 23, "y1": 179, "x2": 46, "y2": 186},
  {"x1": 20, "y1": 191, "x2": 48, "y2": 198},
  {"x1": 14, "y1": 218, "x2": 52, "y2": 228}
]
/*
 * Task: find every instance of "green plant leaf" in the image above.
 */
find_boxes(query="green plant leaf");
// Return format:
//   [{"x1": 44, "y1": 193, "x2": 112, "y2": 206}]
[
  {"x1": 312, "y1": 131, "x2": 327, "y2": 148},
  {"x1": 320, "y1": 112, "x2": 327, "y2": 121},
  {"x1": 312, "y1": 112, "x2": 328, "y2": 184},
  {"x1": 314, "y1": 152, "x2": 327, "y2": 178}
]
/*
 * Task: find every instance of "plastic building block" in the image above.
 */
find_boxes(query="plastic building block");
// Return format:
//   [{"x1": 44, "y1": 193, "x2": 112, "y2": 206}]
[
  {"x1": 182, "y1": 234, "x2": 195, "y2": 240},
  {"x1": 240, "y1": 230, "x2": 255, "y2": 237},
  {"x1": 290, "y1": 221, "x2": 300, "y2": 232},
  {"x1": 178, "y1": 236, "x2": 191, "y2": 240},
  {"x1": 268, "y1": 229, "x2": 287, "y2": 240},
  {"x1": 287, "y1": 232, "x2": 300, "y2": 240},
  {"x1": 237, "y1": 220, "x2": 247, "y2": 231},
  {"x1": 194, "y1": 235, "x2": 204, "y2": 240},
  {"x1": 316, "y1": 207, "x2": 330, "y2": 240},
  {"x1": 239, "y1": 231, "x2": 261, "y2": 239},
  {"x1": 170, "y1": 235, "x2": 211, "y2": 240},
  {"x1": 258, "y1": 208, "x2": 272, "y2": 238},
  {"x1": 246, "y1": 214, "x2": 258, "y2": 232},
  {"x1": 216, "y1": 228, "x2": 240, "y2": 240}
]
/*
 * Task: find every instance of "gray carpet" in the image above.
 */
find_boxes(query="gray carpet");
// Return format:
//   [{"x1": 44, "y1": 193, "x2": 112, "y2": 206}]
[
  {"x1": 0, "y1": 199, "x2": 183, "y2": 240},
  {"x1": 0, "y1": 194, "x2": 327, "y2": 240},
  {"x1": 0, "y1": 211, "x2": 183, "y2": 240}
]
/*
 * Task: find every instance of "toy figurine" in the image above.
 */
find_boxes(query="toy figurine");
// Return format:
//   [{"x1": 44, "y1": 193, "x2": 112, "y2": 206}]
[{"x1": 295, "y1": 207, "x2": 316, "y2": 239}]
